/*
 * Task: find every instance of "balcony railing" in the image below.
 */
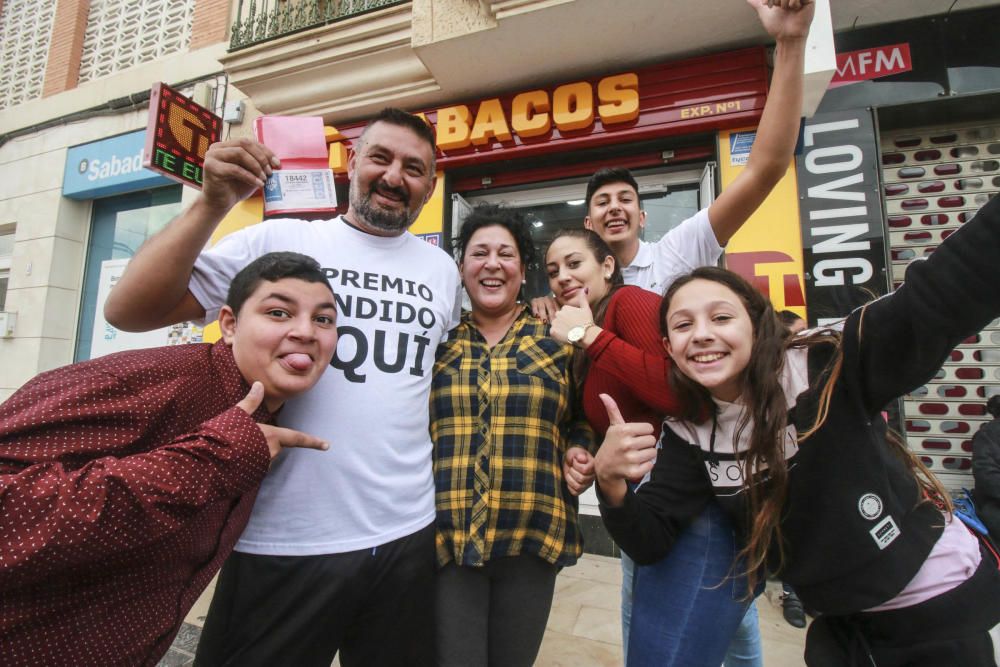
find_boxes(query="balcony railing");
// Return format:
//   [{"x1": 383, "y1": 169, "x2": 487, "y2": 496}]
[{"x1": 230, "y1": 0, "x2": 407, "y2": 50}]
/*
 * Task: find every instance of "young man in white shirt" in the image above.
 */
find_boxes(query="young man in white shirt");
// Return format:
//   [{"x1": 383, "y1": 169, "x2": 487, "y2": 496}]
[{"x1": 535, "y1": 2, "x2": 814, "y2": 663}]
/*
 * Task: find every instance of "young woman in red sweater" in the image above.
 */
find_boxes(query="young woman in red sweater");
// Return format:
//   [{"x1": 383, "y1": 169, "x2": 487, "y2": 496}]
[{"x1": 545, "y1": 229, "x2": 677, "y2": 445}]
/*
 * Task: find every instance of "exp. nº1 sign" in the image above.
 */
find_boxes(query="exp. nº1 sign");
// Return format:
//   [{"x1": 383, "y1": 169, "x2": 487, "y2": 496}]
[{"x1": 143, "y1": 82, "x2": 221, "y2": 189}]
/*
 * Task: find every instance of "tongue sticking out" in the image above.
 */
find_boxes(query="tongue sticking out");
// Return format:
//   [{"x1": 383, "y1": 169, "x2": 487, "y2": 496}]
[{"x1": 284, "y1": 353, "x2": 312, "y2": 371}]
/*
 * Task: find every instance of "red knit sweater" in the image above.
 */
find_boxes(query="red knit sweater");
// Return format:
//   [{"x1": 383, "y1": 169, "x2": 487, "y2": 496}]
[{"x1": 583, "y1": 286, "x2": 681, "y2": 436}]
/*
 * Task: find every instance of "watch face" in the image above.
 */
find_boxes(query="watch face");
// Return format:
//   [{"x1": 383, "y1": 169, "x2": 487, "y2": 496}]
[{"x1": 568, "y1": 326, "x2": 584, "y2": 342}]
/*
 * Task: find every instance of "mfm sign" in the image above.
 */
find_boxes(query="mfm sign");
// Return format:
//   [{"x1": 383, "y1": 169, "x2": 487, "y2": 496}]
[
  {"x1": 830, "y1": 43, "x2": 912, "y2": 88},
  {"x1": 143, "y1": 83, "x2": 221, "y2": 188}
]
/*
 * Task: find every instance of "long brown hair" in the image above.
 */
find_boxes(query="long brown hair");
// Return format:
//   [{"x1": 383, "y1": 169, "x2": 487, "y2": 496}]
[
  {"x1": 660, "y1": 266, "x2": 950, "y2": 594},
  {"x1": 545, "y1": 229, "x2": 624, "y2": 383}
]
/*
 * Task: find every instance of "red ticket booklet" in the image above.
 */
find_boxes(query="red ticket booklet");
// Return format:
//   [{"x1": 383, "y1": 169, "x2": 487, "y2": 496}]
[{"x1": 253, "y1": 115, "x2": 337, "y2": 216}]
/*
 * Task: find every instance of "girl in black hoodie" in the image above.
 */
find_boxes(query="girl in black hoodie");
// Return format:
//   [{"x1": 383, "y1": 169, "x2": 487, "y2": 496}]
[{"x1": 595, "y1": 195, "x2": 1000, "y2": 665}]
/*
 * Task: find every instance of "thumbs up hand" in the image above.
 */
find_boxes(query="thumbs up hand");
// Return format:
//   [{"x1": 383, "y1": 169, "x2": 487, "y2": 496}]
[
  {"x1": 550, "y1": 288, "x2": 598, "y2": 347},
  {"x1": 594, "y1": 393, "x2": 658, "y2": 507},
  {"x1": 601, "y1": 392, "x2": 627, "y2": 427},
  {"x1": 236, "y1": 381, "x2": 266, "y2": 416},
  {"x1": 568, "y1": 284, "x2": 594, "y2": 312}
]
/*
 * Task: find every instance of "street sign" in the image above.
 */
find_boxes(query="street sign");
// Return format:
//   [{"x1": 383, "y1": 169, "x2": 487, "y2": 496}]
[{"x1": 143, "y1": 82, "x2": 221, "y2": 189}]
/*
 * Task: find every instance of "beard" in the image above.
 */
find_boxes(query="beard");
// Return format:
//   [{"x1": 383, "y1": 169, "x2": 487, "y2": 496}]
[{"x1": 349, "y1": 178, "x2": 416, "y2": 233}]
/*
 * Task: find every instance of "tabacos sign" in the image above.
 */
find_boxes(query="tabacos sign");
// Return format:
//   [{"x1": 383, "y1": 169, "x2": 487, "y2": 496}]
[
  {"x1": 324, "y1": 48, "x2": 769, "y2": 173},
  {"x1": 63, "y1": 130, "x2": 173, "y2": 200},
  {"x1": 324, "y1": 72, "x2": 639, "y2": 173},
  {"x1": 432, "y1": 73, "x2": 639, "y2": 150}
]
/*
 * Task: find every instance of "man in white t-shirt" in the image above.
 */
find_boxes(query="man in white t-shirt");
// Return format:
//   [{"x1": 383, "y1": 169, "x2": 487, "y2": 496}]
[
  {"x1": 536, "y1": 3, "x2": 814, "y2": 664},
  {"x1": 105, "y1": 108, "x2": 460, "y2": 666}
]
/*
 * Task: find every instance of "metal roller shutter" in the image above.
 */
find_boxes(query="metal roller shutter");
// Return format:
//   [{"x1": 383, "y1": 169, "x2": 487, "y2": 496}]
[{"x1": 880, "y1": 122, "x2": 1000, "y2": 491}]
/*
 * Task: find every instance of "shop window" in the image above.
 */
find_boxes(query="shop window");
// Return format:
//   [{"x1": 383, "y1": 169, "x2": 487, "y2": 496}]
[
  {"x1": 0, "y1": 230, "x2": 13, "y2": 311},
  {"x1": 75, "y1": 187, "x2": 183, "y2": 362},
  {"x1": 462, "y1": 168, "x2": 704, "y2": 300},
  {"x1": 78, "y1": 0, "x2": 194, "y2": 83}
]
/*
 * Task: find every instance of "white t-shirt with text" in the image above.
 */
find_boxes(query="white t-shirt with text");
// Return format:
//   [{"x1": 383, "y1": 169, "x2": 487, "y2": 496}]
[{"x1": 190, "y1": 217, "x2": 461, "y2": 555}]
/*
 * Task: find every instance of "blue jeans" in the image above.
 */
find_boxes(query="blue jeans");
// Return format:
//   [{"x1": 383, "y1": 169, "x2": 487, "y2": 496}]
[
  {"x1": 625, "y1": 501, "x2": 762, "y2": 667},
  {"x1": 727, "y1": 605, "x2": 762, "y2": 667},
  {"x1": 621, "y1": 552, "x2": 636, "y2": 663}
]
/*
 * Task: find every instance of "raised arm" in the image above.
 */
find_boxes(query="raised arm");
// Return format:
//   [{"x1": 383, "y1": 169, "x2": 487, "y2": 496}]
[
  {"x1": 707, "y1": 0, "x2": 813, "y2": 245},
  {"x1": 850, "y1": 195, "x2": 1000, "y2": 414},
  {"x1": 104, "y1": 139, "x2": 279, "y2": 331}
]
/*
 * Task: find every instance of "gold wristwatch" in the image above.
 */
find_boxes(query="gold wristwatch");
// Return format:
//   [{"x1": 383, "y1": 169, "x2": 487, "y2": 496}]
[{"x1": 567, "y1": 322, "x2": 595, "y2": 346}]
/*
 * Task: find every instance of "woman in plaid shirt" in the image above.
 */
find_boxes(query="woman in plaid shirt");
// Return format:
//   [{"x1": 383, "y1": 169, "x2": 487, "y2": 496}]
[{"x1": 430, "y1": 203, "x2": 595, "y2": 666}]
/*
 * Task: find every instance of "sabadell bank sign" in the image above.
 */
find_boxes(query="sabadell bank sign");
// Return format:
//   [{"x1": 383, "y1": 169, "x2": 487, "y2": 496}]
[{"x1": 63, "y1": 129, "x2": 173, "y2": 200}]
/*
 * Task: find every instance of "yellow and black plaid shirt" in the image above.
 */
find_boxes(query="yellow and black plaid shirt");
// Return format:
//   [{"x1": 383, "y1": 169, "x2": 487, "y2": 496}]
[{"x1": 430, "y1": 307, "x2": 595, "y2": 568}]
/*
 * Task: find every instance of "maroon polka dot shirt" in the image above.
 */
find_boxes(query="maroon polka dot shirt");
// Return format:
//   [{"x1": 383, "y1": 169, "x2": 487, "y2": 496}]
[{"x1": 0, "y1": 341, "x2": 271, "y2": 666}]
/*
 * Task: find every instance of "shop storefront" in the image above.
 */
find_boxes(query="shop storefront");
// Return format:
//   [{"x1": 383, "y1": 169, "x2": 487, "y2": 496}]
[
  {"x1": 199, "y1": 4, "x2": 999, "y2": 540},
  {"x1": 324, "y1": 45, "x2": 805, "y2": 310},
  {"x1": 61, "y1": 129, "x2": 199, "y2": 362},
  {"x1": 796, "y1": 5, "x2": 1000, "y2": 491},
  {"x1": 312, "y1": 6, "x2": 1000, "y2": 501},
  {"x1": 310, "y1": 45, "x2": 807, "y2": 543}
]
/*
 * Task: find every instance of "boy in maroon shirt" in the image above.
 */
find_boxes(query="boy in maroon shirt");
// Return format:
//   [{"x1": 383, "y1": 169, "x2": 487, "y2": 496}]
[{"x1": 0, "y1": 251, "x2": 338, "y2": 667}]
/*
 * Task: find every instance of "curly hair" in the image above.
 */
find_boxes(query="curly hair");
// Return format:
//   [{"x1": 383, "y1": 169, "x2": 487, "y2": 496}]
[{"x1": 453, "y1": 203, "x2": 535, "y2": 267}]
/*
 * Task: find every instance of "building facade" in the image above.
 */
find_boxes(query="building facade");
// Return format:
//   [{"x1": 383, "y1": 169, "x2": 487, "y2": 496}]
[
  {"x1": 0, "y1": 0, "x2": 233, "y2": 400},
  {"x1": 220, "y1": 0, "x2": 1000, "y2": 501},
  {"x1": 803, "y1": 8, "x2": 1000, "y2": 491},
  {"x1": 1, "y1": 0, "x2": 998, "y2": 509}
]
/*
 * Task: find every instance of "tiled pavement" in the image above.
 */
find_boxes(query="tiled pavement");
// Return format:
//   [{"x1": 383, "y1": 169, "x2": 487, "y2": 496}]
[{"x1": 159, "y1": 554, "x2": 807, "y2": 666}]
